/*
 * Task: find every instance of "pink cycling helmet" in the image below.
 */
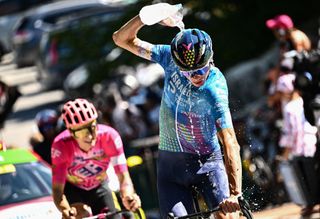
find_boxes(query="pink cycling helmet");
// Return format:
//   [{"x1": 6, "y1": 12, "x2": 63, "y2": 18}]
[
  {"x1": 62, "y1": 98, "x2": 98, "y2": 129},
  {"x1": 266, "y1": 14, "x2": 294, "y2": 30}
]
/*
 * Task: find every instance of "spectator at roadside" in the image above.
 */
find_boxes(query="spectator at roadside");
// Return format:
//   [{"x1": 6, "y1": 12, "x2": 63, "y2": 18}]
[
  {"x1": 29, "y1": 109, "x2": 60, "y2": 164},
  {"x1": 266, "y1": 14, "x2": 311, "y2": 58},
  {"x1": 267, "y1": 57, "x2": 295, "y2": 108},
  {"x1": 276, "y1": 73, "x2": 319, "y2": 217},
  {"x1": 276, "y1": 74, "x2": 317, "y2": 159},
  {"x1": 265, "y1": 14, "x2": 312, "y2": 110},
  {"x1": 0, "y1": 81, "x2": 21, "y2": 129}
]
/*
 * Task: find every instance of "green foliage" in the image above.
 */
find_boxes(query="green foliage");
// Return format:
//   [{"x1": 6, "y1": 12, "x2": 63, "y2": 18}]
[
  {"x1": 61, "y1": 0, "x2": 320, "y2": 85},
  {"x1": 114, "y1": 0, "x2": 320, "y2": 71}
]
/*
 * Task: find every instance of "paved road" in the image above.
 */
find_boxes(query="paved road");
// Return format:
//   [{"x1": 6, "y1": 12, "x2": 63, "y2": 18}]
[
  {"x1": 253, "y1": 203, "x2": 320, "y2": 219},
  {"x1": 0, "y1": 53, "x2": 65, "y2": 148}
]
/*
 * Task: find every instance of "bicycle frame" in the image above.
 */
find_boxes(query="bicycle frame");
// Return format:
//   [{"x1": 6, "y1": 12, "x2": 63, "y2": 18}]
[
  {"x1": 82, "y1": 208, "x2": 145, "y2": 219},
  {"x1": 82, "y1": 209, "x2": 128, "y2": 219}
]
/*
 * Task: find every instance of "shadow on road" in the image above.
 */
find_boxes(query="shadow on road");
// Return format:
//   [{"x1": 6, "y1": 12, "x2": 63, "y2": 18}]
[{"x1": 6, "y1": 100, "x2": 64, "y2": 123}]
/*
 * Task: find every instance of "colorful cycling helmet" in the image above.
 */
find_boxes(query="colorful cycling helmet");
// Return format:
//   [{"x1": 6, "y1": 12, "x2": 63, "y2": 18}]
[
  {"x1": 266, "y1": 14, "x2": 294, "y2": 30},
  {"x1": 62, "y1": 98, "x2": 98, "y2": 129},
  {"x1": 35, "y1": 109, "x2": 58, "y2": 135},
  {"x1": 171, "y1": 28, "x2": 213, "y2": 71},
  {"x1": 35, "y1": 109, "x2": 58, "y2": 126}
]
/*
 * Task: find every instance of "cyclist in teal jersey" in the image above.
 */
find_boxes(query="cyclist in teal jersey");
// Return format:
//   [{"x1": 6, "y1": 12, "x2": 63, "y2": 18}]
[{"x1": 113, "y1": 4, "x2": 242, "y2": 219}]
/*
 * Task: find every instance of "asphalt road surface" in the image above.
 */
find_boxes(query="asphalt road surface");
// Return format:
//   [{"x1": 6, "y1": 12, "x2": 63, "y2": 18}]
[{"x1": 253, "y1": 203, "x2": 320, "y2": 219}]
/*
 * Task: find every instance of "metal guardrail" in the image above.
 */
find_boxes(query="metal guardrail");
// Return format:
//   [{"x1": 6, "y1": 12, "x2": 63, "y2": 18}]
[{"x1": 129, "y1": 135, "x2": 159, "y2": 149}]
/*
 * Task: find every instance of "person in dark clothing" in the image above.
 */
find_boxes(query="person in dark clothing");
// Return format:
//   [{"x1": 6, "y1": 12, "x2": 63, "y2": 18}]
[
  {"x1": 0, "y1": 81, "x2": 21, "y2": 129},
  {"x1": 30, "y1": 109, "x2": 59, "y2": 164}
]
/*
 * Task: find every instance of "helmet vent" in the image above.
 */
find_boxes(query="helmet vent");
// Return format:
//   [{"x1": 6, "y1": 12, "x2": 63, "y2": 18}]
[
  {"x1": 66, "y1": 114, "x2": 72, "y2": 124},
  {"x1": 74, "y1": 115, "x2": 79, "y2": 123},
  {"x1": 79, "y1": 111, "x2": 85, "y2": 122}
]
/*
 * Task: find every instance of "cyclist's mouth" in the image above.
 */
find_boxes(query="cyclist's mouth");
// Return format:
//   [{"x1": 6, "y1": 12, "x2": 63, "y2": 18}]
[
  {"x1": 192, "y1": 78, "x2": 205, "y2": 87},
  {"x1": 85, "y1": 139, "x2": 96, "y2": 146}
]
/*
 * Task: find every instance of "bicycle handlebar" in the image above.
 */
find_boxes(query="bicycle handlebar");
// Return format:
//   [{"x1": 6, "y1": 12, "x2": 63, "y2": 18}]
[
  {"x1": 82, "y1": 209, "x2": 128, "y2": 219},
  {"x1": 167, "y1": 196, "x2": 254, "y2": 219},
  {"x1": 167, "y1": 206, "x2": 220, "y2": 219},
  {"x1": 238, "y1": 196, "x2": 254, "y2": 219}
]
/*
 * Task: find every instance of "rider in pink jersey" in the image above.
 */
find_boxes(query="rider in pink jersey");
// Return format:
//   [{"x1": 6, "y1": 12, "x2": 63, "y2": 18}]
[{"x1": 51, "y1": 98, "x2": 141, "y2": 219}]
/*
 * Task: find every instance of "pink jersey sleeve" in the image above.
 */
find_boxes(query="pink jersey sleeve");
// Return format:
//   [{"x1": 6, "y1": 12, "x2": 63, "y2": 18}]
[
  {"x1": 51, "y1": 130, "x2": 73, "y2": 185},
  {"x1": 100, "y1": 126, "x2": 128, "y2": 174}
]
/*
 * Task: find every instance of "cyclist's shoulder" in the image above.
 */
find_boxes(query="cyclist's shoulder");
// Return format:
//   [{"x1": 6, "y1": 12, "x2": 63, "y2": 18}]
[
  {"x1": 154, "y1": 44, "x2": 170, "y2": 50},
  {"x1": 51, "y1": 131, "x2": 75, "y2": 161},
  {"x1": 97, "y1": 124, "x2": 119, "y2": 134},
  {"x1": 152, "y1": 44, "x2": 171, "y2": 57},
  {"x1": 206, "y1": 66, "x2": 227, "y2": 86},
  {"x1": 52, "y1": 129, "x2": 73, "y2": 144},
  {"x1": 97, "y1": 124, "x2": 123, "y2": 142}
]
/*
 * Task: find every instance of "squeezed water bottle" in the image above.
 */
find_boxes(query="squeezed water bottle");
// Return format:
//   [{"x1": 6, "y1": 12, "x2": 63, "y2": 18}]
[
  {"x1": 139, "y1": 3, "x2": 185, "y2": 30},
  {"x1": 171, "y1": 202, "x2": 188, "y2": 216}
]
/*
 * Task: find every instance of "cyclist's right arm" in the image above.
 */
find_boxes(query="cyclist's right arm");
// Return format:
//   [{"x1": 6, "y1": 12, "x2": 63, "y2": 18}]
[
  {"x1": 51, "y1": 139, "x2": 76, "y2": 219},
  {"x1": 52, "y1": 182, "x2": 76, "y2": 219},
  {"x1": 113, "y1": 15, "x2": 154, "y2": 61}
]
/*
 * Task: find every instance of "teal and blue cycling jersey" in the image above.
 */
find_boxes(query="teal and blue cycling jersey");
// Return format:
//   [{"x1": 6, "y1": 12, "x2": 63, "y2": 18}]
[{"x1": 151, "y1": 44, "x2": 233, "y2": 154}]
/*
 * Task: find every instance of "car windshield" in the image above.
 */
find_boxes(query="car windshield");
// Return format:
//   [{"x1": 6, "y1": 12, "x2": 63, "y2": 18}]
[{"x1": 0, "y1": 162, "x2": 52, "y2": 205}]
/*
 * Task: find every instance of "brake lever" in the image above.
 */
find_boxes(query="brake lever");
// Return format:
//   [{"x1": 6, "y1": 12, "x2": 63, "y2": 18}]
[{"x1": 238, "y1": 196, "x2": 254, "y2": 219}]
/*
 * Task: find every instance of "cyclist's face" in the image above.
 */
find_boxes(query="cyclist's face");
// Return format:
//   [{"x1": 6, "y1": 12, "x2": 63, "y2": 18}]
[
  {"x1": 273, "y1": 28, "x2": 287, "y2": 40},
  {"x1": 70, "y1": 120, "x2": 97, "y2": 151},
  {"x1": 181, "y1": 64, "x2": 211, "y2": 87}
]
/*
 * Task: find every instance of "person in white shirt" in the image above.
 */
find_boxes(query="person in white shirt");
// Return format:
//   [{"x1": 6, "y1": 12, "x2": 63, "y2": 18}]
[
  {"x1": 276, "y1": 73, "x2": 317, "y2": 159},
  {"x1": 276, "y1": 73, "x2": 319, "y2": 217}
]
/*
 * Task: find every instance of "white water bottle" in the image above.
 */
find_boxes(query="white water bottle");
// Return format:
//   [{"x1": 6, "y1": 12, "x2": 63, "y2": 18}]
[
  {"x1": 139, "y1": 3, "x2": 184, "y2": 30},
  {"x1": 171, "y1": 202, "x2": 188, "y2": 216}
]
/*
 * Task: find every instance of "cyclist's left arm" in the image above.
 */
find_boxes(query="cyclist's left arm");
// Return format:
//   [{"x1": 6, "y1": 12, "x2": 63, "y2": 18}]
[
  {"x1": 217, "y1": 127, "x2": 242, "y2": 196},
  {"x1": 105, "y1": 127, "x2": 141, "y2": 211},
  {"x1": 117, "y1": 171, "x2": 141, "y2": 211},
  {"x1": 210, "y1": 71, "x2": 242, "y2": 213},
  {"x1": 217, "y1": 126, "x2": 242, "y2": 214}
]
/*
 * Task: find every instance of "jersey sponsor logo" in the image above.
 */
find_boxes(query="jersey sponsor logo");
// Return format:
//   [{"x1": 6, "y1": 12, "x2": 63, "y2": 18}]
[
  {"x1": 51, "y1": 148, "x2": 61, "y2": 159},
  {"x1": 77, "y1": 163, "x2": 103, "y2": 177},
  {"x1": 68, "y1": 159, "x2": 107, "y2": 190},
  {"x1": 168, "y1": 71, "x2": 190, "y2": 96}
]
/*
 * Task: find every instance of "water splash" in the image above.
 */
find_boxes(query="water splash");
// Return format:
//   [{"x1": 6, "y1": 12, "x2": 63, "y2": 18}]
[{"x1": 176, "y1": 21, "x2": 185, "y2": 31}]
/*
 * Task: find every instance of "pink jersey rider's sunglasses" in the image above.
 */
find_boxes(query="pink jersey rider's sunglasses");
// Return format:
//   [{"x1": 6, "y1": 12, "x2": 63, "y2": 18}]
[
  {"x1": 180, "y1": 64, "x2": 210, "y2": 78},
  {"x1": 70, "y1": 121, "x2": 97, "y2": 139}
]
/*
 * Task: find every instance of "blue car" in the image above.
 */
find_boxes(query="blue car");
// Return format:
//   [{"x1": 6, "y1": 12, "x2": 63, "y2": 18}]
[{"x1": 11, "y1": 0, "x2": 111, "y2": 68}]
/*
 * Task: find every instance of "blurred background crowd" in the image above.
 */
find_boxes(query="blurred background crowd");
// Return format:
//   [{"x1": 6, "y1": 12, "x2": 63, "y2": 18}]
[{"x1": 0, "y1": 0, "x2": 320, "y2": 218}]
